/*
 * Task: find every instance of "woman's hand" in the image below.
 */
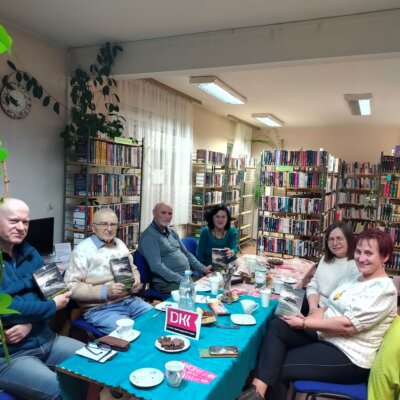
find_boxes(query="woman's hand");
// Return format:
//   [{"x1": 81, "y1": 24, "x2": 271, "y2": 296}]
[
  {"x1": 224, "y1": 247, "x2": 234, "y2": 259},
  {"x1": 281, "y1": 314, "x2": 305, "y2": 330},
  {"x1": 203, "y1": 265, "x2": 213, "y2": 275},
  {"x1": 5, "y1": 324, "x2": 32, "y2": 344},
  {"x1": 53, "y1": 290, "x2": 72, "y2": 310}
]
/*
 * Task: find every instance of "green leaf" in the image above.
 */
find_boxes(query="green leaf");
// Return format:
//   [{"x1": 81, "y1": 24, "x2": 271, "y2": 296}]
[
  {"x1": 0, "y1": 293, "x2": 12, "y2": 310},
  {"x1": 2, "y1": 75, "x2": 8, "y2": 86},
  {"x1": 97, "y1": 55, "x2": 103, "y2": 64},
  {"x1": 53, "y1": 102, "x2": 60, "y2": 114},
  {"x1": 102, "y1": 86, "x2": 110, "y2": 96},
  {"x1": 16, "y1": 71, "x2": 22, "y2": 82},
  {"x1": 42, "y1": 96, "x2": 50, "y2": 106},
  {"x1": 0, "y1": 25, "x2": 13, "y2": 54},
  {"x1": 23, "y1": 72, "x2": 29, "y2": 81},
  {"x1": 0, "y1": 148, "x2": 8, "y2": 162}
]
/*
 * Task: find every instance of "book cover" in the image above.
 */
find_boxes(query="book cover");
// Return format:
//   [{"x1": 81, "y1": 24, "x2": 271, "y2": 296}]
[
  {"x1": 211, "y1": 248, "x2": 228, "y2": 271},
  {"x1": 109, "y1": 256, "x2": 135, "y2": 289},
  {"x1": 32, "y1": 262, "x2": 68, "y2": 300},
  {"x1": 274, "y1": 284, "x2": 305, "y2": 317}
]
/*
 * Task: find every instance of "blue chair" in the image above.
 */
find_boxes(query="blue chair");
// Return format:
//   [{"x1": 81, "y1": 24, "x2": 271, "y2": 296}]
[
  {"x1": 0, "y1": 392, "x2": 17, "y2": 400},
  {"x1": 69, "y1": 316, "x2": 104, "y2": 343},
  {"x1": 292, "y1": 380, "x2": 367, "y2": 400},
  {"x1": 134, "y1": 250, "x2": 169, "y2": 301},
  {"x1": 181, "y1": 236, "x2": 198, "y2": 257}
]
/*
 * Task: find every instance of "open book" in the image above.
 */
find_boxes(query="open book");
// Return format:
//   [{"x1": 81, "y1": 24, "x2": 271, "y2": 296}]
[
  {"x1": 32, "y1": 262, "x2": 68, "y2": 300},
  {"x1": 109, "y1": 256, "x2": 135, "y2": 289},
  {"x1": 274, "y1": 284, "x2": 305, "y2": 317}
]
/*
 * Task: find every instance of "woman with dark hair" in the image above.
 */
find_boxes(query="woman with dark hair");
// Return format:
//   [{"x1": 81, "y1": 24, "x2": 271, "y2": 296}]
[
  {"x1": 196, "y1": 204, "x2": 239, "y2": 266},
  {"x1": 237, "y1": 228, "x2": 398, "y2": 400},
  {"x1": 306, "y1": 221, "x2": 358, "y2": 314}
]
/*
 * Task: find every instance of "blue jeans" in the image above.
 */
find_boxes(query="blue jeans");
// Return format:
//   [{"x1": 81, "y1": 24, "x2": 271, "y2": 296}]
[
  {"x1": 84, "y1": 297, "x2": 153, "y2": 334},
  {"x1": 0, "y1": 335, "x2": 82, "y2": 400}
]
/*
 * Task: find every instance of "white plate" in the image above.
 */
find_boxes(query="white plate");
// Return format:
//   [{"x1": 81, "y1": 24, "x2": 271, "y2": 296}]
[
  {"x1": 282, "y1": 277, "x2": 297, "y2": 284},
  {"x1": 154, "y1": 301, "x2": 178, "y2": 311},
  {"x1": 129, "y1": 368, "x2": 164, "y2": 388},
  {"x1": 109, "y1": 329, "x2": 140, "y2": 342},
  {"x1": 230, "y1": 314, "x2": 256, "y2": 325},
  {"x1": 195, "y1": 284, "x2": 211, "y2": 292},
  {"x1": 155, "y1": 335, "x2": 191, "y2": 353}
]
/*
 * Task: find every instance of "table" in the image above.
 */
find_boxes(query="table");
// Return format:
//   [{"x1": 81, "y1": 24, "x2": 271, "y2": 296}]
[{"x1": 57, "y1": 295, "x2": 277, "y2": 400}]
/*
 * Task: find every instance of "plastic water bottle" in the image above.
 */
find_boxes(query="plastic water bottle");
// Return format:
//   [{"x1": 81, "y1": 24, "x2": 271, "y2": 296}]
[
  {"x1": 178, "y1": 270, "x2": 195, "y2": 311},
  {"x1": 255, "y1": 245, "x2": 266, "y2": 289}
]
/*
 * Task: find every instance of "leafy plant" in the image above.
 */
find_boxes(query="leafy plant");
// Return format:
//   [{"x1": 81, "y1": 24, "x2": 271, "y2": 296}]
[{"x1": 60, "y1": 42, "x2": 125, "y2": 152}]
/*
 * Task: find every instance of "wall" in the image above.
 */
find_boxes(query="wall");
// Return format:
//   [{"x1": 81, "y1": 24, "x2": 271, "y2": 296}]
[
  {"x1": 251, "y1": 126, "x2": 400, "y2": 163},
  {"x1": 193, "y1": 105, "x2": 236, "y2": 152},
  {"x1": 0, "y1": 22, "x2": 68, "y2": 242}
]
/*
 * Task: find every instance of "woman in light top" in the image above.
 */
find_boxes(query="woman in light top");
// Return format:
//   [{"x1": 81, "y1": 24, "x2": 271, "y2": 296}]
[
  {"x1": 196, "y1": 204, "x2": 239, "y2": 267},
  {"x1": 237, "y1": 228, "x2": 398, "y2": 400},
  {"x1": 306, "y1": 221, "x2": 358, "y2": 313}
]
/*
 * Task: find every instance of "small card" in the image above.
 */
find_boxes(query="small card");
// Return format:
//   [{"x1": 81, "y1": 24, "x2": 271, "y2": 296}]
[
  {"x1": 180, "y1": 361, "x2": 217, "y2": 384},
  {"x1": 209, "y1": 346, "x2": 239, "y2": 356}
]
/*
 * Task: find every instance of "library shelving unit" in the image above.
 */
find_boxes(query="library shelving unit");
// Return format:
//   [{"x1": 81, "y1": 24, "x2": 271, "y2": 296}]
[
  {"x1": 376, "y1": 152, "x2": 400, "y2": 275},
  {"x1": 62, "y1": 136, "x2": 143, "y2": 250},
  {"x1": 257, "y1": 149, "x2": 337, "y2": 260},
  {"x1": 336, "y1": 161, "x2": 379, "y2": 234},
  {"x1": 223, "y1": 156, "x2": 243, "y2": 226},
  {"x1": 189, "y1": 149, "x2": 226, "y2": 239},
  {"x1": 237, "y1": 158, "x2": 256, "y2": 248}
]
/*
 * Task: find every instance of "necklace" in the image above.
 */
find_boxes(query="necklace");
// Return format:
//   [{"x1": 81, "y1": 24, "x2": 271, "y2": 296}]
[{"x1": 212, "y1": 229, "x2": 226, "y2": 239}]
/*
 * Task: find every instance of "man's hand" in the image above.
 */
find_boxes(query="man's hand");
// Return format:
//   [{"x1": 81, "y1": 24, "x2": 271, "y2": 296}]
[
  {"x1": 129, "y1": 280, "x2": 142, "y2": 294},
  {"x1": 53, "y1": 291, "x2": 72, "y2": 311},
  {"x1": 107, "y1": 282, "x2": 128, "y2": 299},
  {"x1": 203, "y1": 265, "x2": 213, "y2": 275},
  {"x1": 5, "y1": 324, "x2": 32, "y2": 344}
]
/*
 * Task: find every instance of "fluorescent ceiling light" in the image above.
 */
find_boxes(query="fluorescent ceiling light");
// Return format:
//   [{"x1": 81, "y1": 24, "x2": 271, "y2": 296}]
[
  {"x1": 344, "y1": 93, "x2": 372, "y2": 116},
  {"x1": 251, "y1": 113, "x2": 284, "y2": 127},
  {"x1": 189, "y1": 76, "x2": 246, "y2": 105}
]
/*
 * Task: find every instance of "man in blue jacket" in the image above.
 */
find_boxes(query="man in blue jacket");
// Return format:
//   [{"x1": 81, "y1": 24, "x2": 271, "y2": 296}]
[{"x1": 0, "y1": 198, "x2": 82, "y2": 400}]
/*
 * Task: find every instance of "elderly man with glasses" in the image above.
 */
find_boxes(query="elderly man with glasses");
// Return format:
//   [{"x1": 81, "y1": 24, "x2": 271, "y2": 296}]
[{"x1": 65, "y1": 208, "x2": 152, "y2": 334}]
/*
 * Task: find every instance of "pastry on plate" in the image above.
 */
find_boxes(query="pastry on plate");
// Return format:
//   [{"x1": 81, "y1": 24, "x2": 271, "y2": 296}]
[
  {"x1": 219, "y1": 290, "x2": 239, "y2": 304},
  {"x1": 196, "y1": 307, "x2": 217, "y2": 325}
]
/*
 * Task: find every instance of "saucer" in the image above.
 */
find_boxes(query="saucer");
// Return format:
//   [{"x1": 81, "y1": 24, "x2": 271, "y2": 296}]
[
  {"x1": 155, "y1": 335, "x2": 191, "y2": 353},
  {"x1": 282, "y1": 277, "x2": 297, "y2": 284},
  {"x1": 230, "y1": 314, "x2": 256, "y2": 325},
  {"x1": 109, "y1": 329, "x2": 140, "y2": 342},
  {"x1": 154, "y1": 301, "x2": 179, "y2": 311},
  {"x1": 129, "y1": 368, "x2": 164, "y2": 387}
]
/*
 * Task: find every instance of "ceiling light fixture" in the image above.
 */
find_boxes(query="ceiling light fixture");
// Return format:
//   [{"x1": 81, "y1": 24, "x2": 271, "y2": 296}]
[
  {"x1": 251, "y1": 113, "x2": 284, "y2": 127},
  {"x1": 344, "y1": 93, "x2": 372, "y2": 116},
  {"x1": 189, "y1": 76, "x2": 246, "y2": 105}
]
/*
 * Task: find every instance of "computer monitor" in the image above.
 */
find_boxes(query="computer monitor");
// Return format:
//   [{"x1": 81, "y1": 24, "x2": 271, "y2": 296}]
[{"x1": 25, "y1": 217, "x2": 54, "y2": 255}]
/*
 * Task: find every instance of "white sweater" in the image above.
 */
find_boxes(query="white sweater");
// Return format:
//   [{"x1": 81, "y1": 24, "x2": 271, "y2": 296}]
[{"x1": 306, "y1": 256, "x2": 358, "y2": 308}]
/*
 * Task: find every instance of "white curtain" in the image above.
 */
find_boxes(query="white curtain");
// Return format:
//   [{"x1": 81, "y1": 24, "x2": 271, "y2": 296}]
[
  {"x1": 232, "y1": 122, "x2": 253, "y2": 158},
  {"x1": 116, "y1": 79, "x2": 193, "y2": 229}
]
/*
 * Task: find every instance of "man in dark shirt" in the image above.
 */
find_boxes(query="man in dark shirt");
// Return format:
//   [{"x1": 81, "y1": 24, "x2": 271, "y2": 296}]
[{"x1": 139, "y1": 202, "x2": 212, "y2": 293}]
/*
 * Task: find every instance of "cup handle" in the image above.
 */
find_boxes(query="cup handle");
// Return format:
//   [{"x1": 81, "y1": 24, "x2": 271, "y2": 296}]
[{"x1": 253, "y1": 303, "x2": 259, "y2": 311}]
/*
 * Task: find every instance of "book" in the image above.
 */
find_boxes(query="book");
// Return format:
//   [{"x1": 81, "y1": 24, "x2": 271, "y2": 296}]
[
  {"x1": 32, "y1": 262, "x2": 68, "y2": 300},
  {"x1": 274, "y1": 284, "x2": 305, "y2": 317},
  {"x1": 208, "y1": 301, "x2": 230, "y2": 316},
  {"x1": 212, "y1": 248, "x2": 228, "y2": 271},
  {"x1": 109, "y1": 256, "x2": 135, "y2": 289}
]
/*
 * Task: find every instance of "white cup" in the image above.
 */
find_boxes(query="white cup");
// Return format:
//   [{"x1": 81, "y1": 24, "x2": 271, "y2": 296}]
[
  {"x1": 165, "y1": 360, "x2": 184, "y2": 387},
  {"x1": 171, "y1": 290, "x2": 180, "y2": 303},
  {"x1": 260, "y1": 288, "x2": 271, "y2": 308},
  {"x1": 274, "y1": 279, "x2": 283, "y2": 294},
  {"x1": 116, "y1": 318, "x2": 134, "y2": 338},
  {"x1": 209, "y1": 276, "x2": 220, "y2": 295},
  {"x1": 240, "y1": 299, "x2": 259, "y2": 315}
]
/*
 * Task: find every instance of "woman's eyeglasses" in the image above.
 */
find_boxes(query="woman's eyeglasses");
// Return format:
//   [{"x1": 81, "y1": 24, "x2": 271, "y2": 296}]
[
  {"x1": 327, "y1": 237, "x2": 345, "y2": 244},
  {"x1": 85, "y1": 342, "x2": 111, "y2": 355}
]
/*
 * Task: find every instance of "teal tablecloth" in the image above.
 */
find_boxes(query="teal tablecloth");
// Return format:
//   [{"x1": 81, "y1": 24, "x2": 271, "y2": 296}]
[{"x1": 57, "y1": 296, "x2": 277, "y2": 400}]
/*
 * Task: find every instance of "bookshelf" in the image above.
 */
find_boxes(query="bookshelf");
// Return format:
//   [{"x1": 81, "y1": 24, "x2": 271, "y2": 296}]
[
  {"x1": 376, "y1": 152, "x2": 400, "y2": 275},
  {"x1": 189, "y1": 149, "x2": 226, "y2": 239},
  {"x1": 63, "y1": 137, "x2": 143, "y2": 249},
  {"x1": 336, "y1": 161, "x2": 379, "y2": 234},
  {"x1": 257, "y1": 149, "x2": 338, "y2": 260}
]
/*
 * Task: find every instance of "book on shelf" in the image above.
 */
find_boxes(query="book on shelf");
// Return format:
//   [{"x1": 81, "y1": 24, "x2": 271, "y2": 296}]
[
  {"x1": 32, "y1": 262, "x2": 68, "y2": 300},
  {"x1": 211, "y1": 248, "x2": 228, "y2": 271},
  {"x1": 274, "y1": 284, "x2": 305, "y2": 317},
  {"x1": 110, "y1": 256, "x2": 135, "y2": 289}
]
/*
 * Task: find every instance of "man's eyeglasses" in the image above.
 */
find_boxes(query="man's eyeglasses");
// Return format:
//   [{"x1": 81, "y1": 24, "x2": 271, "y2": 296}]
[
  {"x1": 85, "y1": 342, "x2": 112, "y2": 355},
  {"x1": 93, "y1": 222, "x2": 119, "y2": 229}
]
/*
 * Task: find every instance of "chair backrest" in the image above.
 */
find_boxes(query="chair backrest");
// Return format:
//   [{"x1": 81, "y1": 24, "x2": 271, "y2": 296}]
[
  {"x1": 368, "y1": 316, "x2": 400, "y2": 400},
  {"x1": 0, "y1": 392, "x2": 17, "y2": 400},
  {"x1": 181, "y1": 236, "x2": 198, "y2": 257},
  {"x1": 134, "y1": 250, "x2": 152, "y2": 284}
]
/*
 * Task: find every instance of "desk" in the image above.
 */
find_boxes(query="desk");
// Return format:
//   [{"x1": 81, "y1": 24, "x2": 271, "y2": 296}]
[{"x1": 57, "y1": 296, "x2": 277, "y2": 400}]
